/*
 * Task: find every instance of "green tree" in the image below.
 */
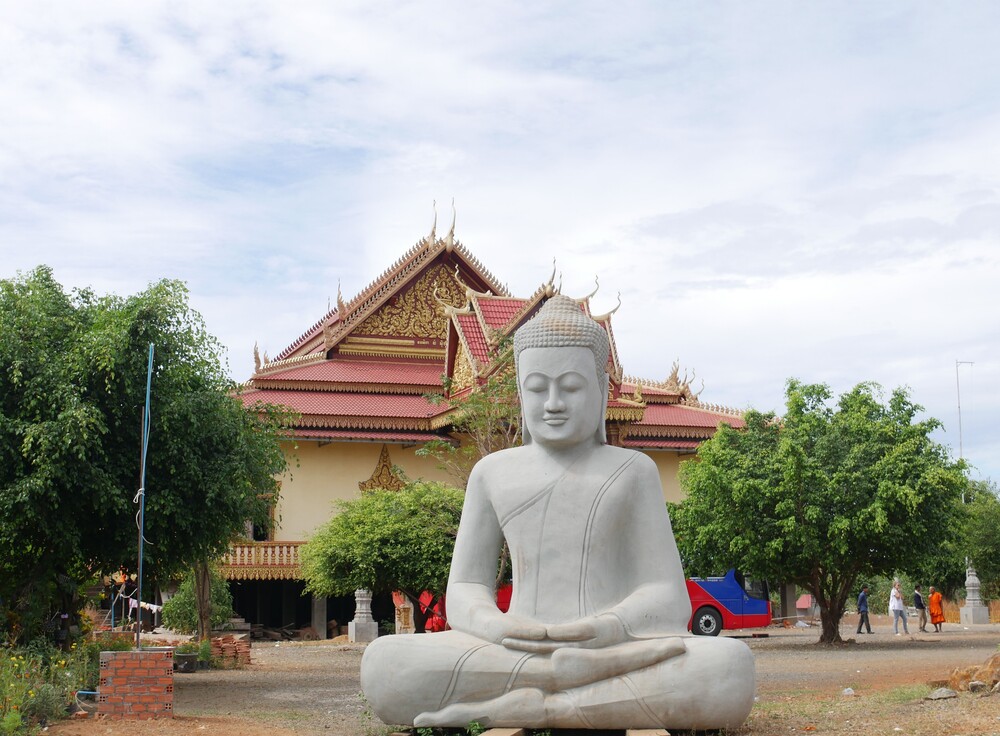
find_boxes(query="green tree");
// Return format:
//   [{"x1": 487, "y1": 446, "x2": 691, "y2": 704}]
[
  {"x1": 0, "y1": 267, "x2": 289, "y2": 643},
  {"x1": 300, "y1": 481, "x2": 465, "y2": 632},
  {"x1": 673, "y1": 379, "x2": 967, "y2": 643},
  {"x1": 964, "y1": 478, "x2": 1000, "y2": 600}
]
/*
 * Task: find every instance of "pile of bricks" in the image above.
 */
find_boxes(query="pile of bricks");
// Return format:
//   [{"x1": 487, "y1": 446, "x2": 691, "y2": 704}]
[
  {"x1": 97, "y1": 649, "x2": 173, "y2": 720},
  {"x1": 210, "y1": 634, "x2": 251, "y2": 666}
]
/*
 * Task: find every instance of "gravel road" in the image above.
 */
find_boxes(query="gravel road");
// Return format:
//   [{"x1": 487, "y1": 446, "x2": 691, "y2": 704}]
[{"x1": 48, "y1": 617, "x2": 1000, "y2": 736}]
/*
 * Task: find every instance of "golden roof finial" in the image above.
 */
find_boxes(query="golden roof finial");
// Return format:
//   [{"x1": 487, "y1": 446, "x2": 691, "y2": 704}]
[
  {"x1": 336, "y1": 280, "x2": 346, "y2": 315},
  {"x1": 427, "y1": 200, "x2": 438, "y2": 242},
  {"x1": 253, "y1": 342, "x2": 261, "y2": 373},
  {"x1": 444, "y1": 198, "x2": 456, "y2": 251},
  {"x1": 583, "y1": 276, "x2": 600, "y2": 301}
]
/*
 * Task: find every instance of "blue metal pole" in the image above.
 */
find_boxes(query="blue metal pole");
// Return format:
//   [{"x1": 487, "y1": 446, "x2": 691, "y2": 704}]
[{"x1": 135, "y1": 344, "x2": 154, "y2": 649}]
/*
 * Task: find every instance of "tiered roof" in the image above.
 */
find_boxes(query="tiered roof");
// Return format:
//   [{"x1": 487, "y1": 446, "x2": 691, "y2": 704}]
[{"x1": 239, "y1": 225, "x2": 743, "y2": 449}]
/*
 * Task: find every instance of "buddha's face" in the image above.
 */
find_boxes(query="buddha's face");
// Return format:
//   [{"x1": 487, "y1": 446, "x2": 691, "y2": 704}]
[{"x1": 518, "y1": 346, "x2": 604, "y2": 448}]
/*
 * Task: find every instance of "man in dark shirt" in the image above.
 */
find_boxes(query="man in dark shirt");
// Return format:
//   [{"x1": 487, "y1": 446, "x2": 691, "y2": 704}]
[
  {"x1": 913, "y1": 584, "x2": 927, "y2": 632},
  {"x1": 856, "y1": 584, "x2": 872, "y2": 634}
]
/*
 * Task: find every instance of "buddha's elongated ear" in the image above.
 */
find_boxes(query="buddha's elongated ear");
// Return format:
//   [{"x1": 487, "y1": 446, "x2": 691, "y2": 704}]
[
  {"x1": 516, "y1": 368, "x2": 531, "y2": 446},
  {"x1": 596, "y1": 373, "x2": 609, "y2": 444}
]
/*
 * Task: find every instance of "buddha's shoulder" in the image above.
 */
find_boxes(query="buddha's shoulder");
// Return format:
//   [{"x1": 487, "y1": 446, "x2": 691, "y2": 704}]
[
  {"x1": 468, "y1": 446, "x2": 529, "y2": 479},
  {"x1": 597, "y1": 443, "x2": 657, "y2": 471}
]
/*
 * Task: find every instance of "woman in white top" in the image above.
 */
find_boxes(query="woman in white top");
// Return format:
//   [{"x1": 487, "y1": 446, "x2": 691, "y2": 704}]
[{"x1": 889, "y1": 580, "x2": 909, "y2": 635}]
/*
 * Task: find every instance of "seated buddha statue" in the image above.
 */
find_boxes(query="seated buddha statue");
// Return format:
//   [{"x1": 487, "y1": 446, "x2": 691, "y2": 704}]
[{"x1": 360, "y1": 295, "x2": 754, "y2": 730}]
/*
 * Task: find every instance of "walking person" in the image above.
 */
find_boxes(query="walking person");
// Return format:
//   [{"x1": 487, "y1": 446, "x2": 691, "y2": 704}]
[
  {"x1": 913, "y1": 584, "x2": 928, "y2": 632},
  {"x1": 856, "y1": 584, "x2": 872, "y2": 634},
  {"x1": 890, "y1": 580, "x2": 909, "y2": 636},
  {"x1": 928, "y1": 585, "x2": 945, "y2": 633}
]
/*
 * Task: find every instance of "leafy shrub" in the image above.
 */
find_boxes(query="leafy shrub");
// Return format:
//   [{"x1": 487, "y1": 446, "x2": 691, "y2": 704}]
[{"x1": 161, "y1": 568, "x2": 234, "y2": 634}]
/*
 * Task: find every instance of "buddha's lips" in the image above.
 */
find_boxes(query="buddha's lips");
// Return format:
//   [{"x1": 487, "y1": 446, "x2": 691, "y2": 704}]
[{"x1": 543, "y1": 416, "x2": 568, "y2": 425}]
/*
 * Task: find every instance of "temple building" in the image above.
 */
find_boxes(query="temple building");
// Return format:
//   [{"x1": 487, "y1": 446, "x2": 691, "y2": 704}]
[{"x1": 223, "y1": 222, "x2": 743, "y2": 635}]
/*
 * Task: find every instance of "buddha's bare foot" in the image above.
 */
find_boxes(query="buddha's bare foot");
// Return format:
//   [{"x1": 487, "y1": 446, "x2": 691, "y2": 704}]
[
  {"x1": 550, "y1": 637, "x2": 686, "y2": 689},
  {"x1": 415, "y1": 688, "x2": 547, "y2": 728}
]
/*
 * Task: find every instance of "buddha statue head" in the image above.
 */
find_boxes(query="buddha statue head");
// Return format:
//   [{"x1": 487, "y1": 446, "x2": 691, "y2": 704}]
[{"x1": 513, "y1": 295, "x2": 610, "y2": 446}]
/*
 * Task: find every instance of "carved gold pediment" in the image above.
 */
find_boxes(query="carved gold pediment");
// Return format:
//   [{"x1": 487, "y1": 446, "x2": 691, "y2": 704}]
[
  {"x1": 355, "y1": 264, "x2": 466, "y2": 340},
  {"x1": 359, "y1": 444, "x2": 406, "y2": 492},
  {"x1": 452, "y1": 346, "x2": 476, "y2": 391}
]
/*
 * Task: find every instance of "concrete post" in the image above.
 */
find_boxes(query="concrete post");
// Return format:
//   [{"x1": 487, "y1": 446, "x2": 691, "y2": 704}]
[{"x1": 779, "y1": 582, "x2": 798, "y2": 621}]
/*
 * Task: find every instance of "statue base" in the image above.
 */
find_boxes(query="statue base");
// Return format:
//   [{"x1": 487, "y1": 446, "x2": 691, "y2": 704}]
[
  {"x1": 960, "y1": 605, "x2": 990, "y2": 625},
  {"x1": 349, "y1": 620, "x2": 379, "y2": 643}
]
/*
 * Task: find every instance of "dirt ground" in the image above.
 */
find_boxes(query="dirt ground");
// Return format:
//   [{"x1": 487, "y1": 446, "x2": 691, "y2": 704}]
[{"x1": 48, "y1": 616, "x2": 1000, "y2": 736}]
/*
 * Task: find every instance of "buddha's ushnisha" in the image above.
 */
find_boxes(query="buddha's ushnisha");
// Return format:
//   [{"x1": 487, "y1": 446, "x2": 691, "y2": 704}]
[{"x1": 361, "y1": 295, "x2": 755, "y2": 730}]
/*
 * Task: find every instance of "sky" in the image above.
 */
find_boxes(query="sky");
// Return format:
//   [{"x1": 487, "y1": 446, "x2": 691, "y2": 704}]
[{"x1": 2, "y1": 2, "x2": 998, "y2": 482}]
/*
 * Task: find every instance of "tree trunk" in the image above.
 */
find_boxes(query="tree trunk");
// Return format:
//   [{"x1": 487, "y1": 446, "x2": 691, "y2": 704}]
[
  {"x1": 193, "y1": 561, "x2": 212, "y2": 640},
  {"x1": 813, "y1": 588, "x2": 851, "y2": 644}
]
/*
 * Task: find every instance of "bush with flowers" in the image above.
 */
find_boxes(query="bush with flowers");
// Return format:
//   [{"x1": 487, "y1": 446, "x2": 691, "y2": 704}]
[{"x1": 0, "y1": 636, "x2": 132, "y2": 733}]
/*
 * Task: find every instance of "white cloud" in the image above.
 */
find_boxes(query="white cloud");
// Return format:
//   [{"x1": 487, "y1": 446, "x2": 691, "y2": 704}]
[{"x1": 1, "y1": 1, "x2": 998, "y2": 480}]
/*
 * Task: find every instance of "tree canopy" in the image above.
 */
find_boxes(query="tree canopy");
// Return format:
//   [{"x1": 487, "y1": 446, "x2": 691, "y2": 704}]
[
  {"x1": 300, "y1": 480, "x2": 465, "y2": 632},
  {"x1": 0, "y1": 267, "x2": 289, "y2": 642},
  {"x1": 673, "y1": 379, "x2": 967, "y2": 643}
]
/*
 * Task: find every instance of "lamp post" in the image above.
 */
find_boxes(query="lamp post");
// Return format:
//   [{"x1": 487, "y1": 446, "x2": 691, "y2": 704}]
[
  {"x1": 955, "y1": 360, "x2": 974, "y2": 469},
  {"x1": 955, "y1": 360, "x2": 988, "y2": 625}
]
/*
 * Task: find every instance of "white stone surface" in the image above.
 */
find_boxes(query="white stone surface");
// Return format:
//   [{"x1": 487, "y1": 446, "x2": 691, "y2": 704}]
[{"x1": 361, "y1": 297, "x2": 755, "y2": 730}]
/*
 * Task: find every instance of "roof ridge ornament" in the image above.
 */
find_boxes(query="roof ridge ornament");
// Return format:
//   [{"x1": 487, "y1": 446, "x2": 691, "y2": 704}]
[
  {"x1": 427, "y1": 200, "x2": 438, "y2": 243},
  {"x1": 444, "y1": 198, "x2": 456, "y2": 252},
  {"x1": 337, "y1": 281, "x2": 346, "y2": 316},
  {"x1": 590, "y1": 292, "x2": 622, "y2": 322}
]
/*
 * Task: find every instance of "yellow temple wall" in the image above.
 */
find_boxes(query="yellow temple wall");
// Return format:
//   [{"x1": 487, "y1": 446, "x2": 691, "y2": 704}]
[
  {"x1": 274, "y1": 440, "x2": 455, "y2": 541},
  {"x1": 272, "y1": 439, "x2": 694, "y2": 541},
  {"x1": 644, "y1": 451, "x2": 693, "y2": 504}
]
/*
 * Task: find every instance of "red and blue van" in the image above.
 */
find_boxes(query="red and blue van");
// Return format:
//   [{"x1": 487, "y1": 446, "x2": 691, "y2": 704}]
[{"x1": 686, "y1": 569, "x2": 772, "y2": 636}]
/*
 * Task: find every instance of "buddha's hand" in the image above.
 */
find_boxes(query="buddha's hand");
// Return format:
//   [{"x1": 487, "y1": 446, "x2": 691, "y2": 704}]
[
  {"x1": 481, "y1": 611, "x2": 548, "y2": 648},
  {"x1": 502, "y1": 613, "x2": 627, "y2": 653}
]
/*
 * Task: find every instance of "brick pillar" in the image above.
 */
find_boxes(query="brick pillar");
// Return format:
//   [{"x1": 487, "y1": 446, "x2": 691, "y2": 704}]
[{"x1": 98, "y1": 649, "x2": 174, "y2": 720}]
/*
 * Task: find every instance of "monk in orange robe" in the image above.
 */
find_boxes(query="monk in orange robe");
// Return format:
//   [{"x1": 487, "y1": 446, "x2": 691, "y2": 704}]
[{"x1": 928, "y1": 586, "x2": 945, "y2": 633}]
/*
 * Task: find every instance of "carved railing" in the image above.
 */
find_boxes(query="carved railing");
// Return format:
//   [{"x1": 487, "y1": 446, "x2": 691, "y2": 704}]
[{"x1": 220, "y1": 542, "x2": 303, "y2": 581}]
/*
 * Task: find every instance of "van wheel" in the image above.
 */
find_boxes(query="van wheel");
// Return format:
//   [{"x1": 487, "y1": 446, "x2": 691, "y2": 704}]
[{"x1": 693, "y1": 606, "x2": 722, "y2": 636}]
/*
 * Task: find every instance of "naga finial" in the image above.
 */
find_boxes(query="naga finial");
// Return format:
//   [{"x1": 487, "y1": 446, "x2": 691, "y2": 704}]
[
  {"x1": 427, "y1": 200, "x2": 438, "y2": 242},
  {"x1": 444, "y1": 198, "x2": 456, "y2": 251},
  {"x1": 253, "y1": 342, "x2": 261, "y2": 373},
  {"x1": 336, "y1": 280, "x2": 346, "y2": 315},
  {"x1": 590, "y1": 292, "x2": 622, "y2": 322}
]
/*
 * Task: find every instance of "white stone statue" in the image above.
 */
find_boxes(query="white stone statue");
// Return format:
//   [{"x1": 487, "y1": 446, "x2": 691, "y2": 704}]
[{"x1": 360, "y1": 296, "x2": 754, "y2": 730}]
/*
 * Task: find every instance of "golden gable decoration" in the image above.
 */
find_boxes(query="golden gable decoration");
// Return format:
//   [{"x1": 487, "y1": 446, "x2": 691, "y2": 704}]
[
  {"x1": 355, "y1": 264, "x2": 466, "y2": 339},
  {"x1": 359, "y1": 444, "x2": 406, "y2": 492}
]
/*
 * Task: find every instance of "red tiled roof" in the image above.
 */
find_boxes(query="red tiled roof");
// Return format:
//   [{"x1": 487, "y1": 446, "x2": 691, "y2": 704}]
[
  {"x1": 292, "y1": 428, "x2": 447, "y2": 443},
  {"x1": 477, "y1": 296, "x2": 527, "y2": 331},
  {"x1": 456, "y1": 313, "x2": 490, "y2": 364},
  {"x1": 240, "y1": 389, "x2": 445, "y2": 419},
  {"x1": 256, "y1": 359, "x2": 443, "y2": 387},
  {"x1": 636, "y1": 403, "x2": 745, "y2": 429},
  {"x1": 622, "y1": 438, "x2": 702, "y2": 450}
]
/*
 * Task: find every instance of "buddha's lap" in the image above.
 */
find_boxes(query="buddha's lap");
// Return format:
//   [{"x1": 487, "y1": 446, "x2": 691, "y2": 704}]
[{"x1": 361, "y1": 629, "x2": 753, "y2": 710}]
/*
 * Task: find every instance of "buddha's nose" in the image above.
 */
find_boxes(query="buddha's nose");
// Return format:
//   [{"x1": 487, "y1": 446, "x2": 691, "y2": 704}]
[{"x1": 545, "y1": 385, "x2": 566, "y2": 412}]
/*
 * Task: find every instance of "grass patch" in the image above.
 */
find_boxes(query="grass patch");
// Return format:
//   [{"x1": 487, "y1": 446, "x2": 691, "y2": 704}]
[{"x1": 874, "y1": 684, "x2": 933, "y2": 704}]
